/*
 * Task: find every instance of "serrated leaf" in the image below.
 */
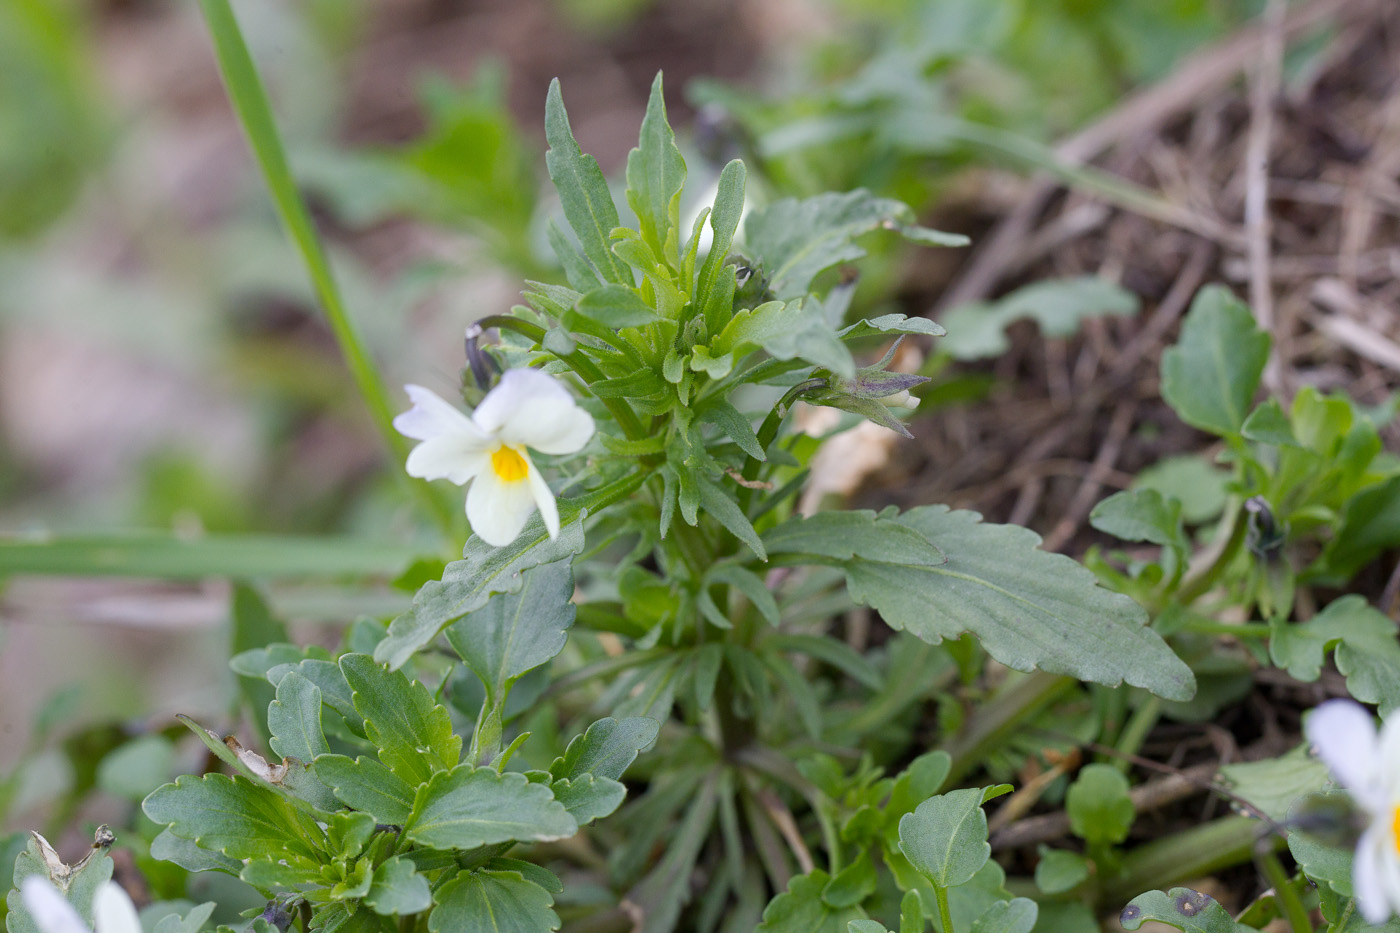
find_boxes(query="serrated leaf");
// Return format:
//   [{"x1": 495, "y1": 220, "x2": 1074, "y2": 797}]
[
  {"x1": 1160, "y1": 286, "x2": 1269, "y2": 437},
  {"x1": 428, "y1": 869, "x2": 560, "y2": 933},
  {"x1": 776, "y1": 505, "x2": 1194, "y2": 700},
  {"x1": 544, "y1": 79, "x2": 626, "y2": 285},
  {"x1": 149, "y1": 828, "x2": 241, "y2": 875},
  {"x1": 1269, "y1": 595, "x2": 1400, "y2": 716},
  {"x1": 1066, "y1": 764, "x2": 1134, "y2": 845},
  {"x1": 744, "y1": 189, "x2": 959, "y2": 300},
  {"x1": 1089, "y1": 489, "x2": 1188, "y2": 556},
  {"x1": 626, "y1": 73, "x2": 685, "y2": 266},
  {"x1": 1217, "y1": 745, "x2": 1328, "y2": 823},
  {"x1": 405, "y1": 766, "x2": 575, "y2": 851},
  {"x1": 549, "y1": 717, "x2": 659, "y2": 783},
  {"x1": 838, "y1": 314, "x2": 947, "y2": 340},
  {"x1": 1119, "y1": 888, "x2": 1255, "y2": 932},
  {"x1": 268, "y1": 672, "x2": 329, "y2": 763},
  {"x1": 695, "y1": 299, "x2": 853, "y2": 379},
  {"x1": 315, "y1": 755, "x2": 415, "y2": 825},
  {"x1": 939, "y1": 277, "x2": 1138, "y2": 360},
  {"x1": 763, "y1": 510, "x2": 947, "y2": 566},
  {"x1": 897, "y1": 788, "x2": 991, "y2": 889},
  {"x1": 548, "y1": 775, "x2": 627, "y2": 825},
  {"x1": 822, "y1": 851, "x2": 877, "y2": 908},
  {"x1": 755, "y1": 871, "x2": 866, "y2": 932},
  {"x1": 444, "y1": 559, "x2": 575, "y2": 708},
  {"x1": 969, "y1": 898, "x2": 1038, "y2": 933},
  {"x1": 143, "y1": 773, "x2": 325, "y2": 862},
  {"x1": 574, "y1": 284, "x2": 663, "y2": 329},
  {"x1": 375, "y1": 512, "x2": 586, "y2": 669},
  {"x1": 362, "y1": 857, "x2": 432, "y2": 916},
  {"x1": 6, "y1": 832, "x2": 113, "y2": 933},
  {"x1": 341, "y1": 654, "x2": 461, "y2": 786},
  {"x1": 152, "y1": 902, "x2": 216, "y2": 933},
  {"x1": 269, "y1": 659, "x2": 362, "y2": 737}
]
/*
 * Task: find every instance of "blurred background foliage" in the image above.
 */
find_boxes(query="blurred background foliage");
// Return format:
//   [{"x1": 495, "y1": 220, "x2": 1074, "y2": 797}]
[{"x1": 0, "y1": 0, "x2": 1268, "y2": 870}]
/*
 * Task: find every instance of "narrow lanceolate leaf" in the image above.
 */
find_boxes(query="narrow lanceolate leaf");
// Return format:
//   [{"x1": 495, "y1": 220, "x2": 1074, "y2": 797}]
[
  {"x1": 1160, "y1": 285, "x2": 1270, "y2": 437},
  {"x1": 544, "y1": 78, "x2": 627, "y2": 285},
  {"x1": 743, "y1": 189, "x2": 964, "y2": 300},
  {"x1": 898, "y1": 788, "x2": 991, "y2": 889},
  {"x1": 315, "y1": 755, "x2": 416, "y2": 825},
  {"x1": 406, "y1": 766, "x2": 576, "y2": 851},
  {"x1": 1119, "y1": 889, "x2": 1255, "y2": 932},
  {"x1": 375, "y1": 512, "x2": 586, "y2": 669},
  {"x1": 143, "y1": 773, "x2": 326, "y2": 862},
  {"x1": 626, "y1": 72, "x2": 686, "y2": 266},
  {"x1": 444, "y1": 559, "x2": 576, "y2": 707},
  {"x1": 770, "y1": 505, "x2": 1195, "y2": 700},
  {"x1": 697, "y1": 159, "x2": 747, "y2": 325},
  {"x1": 428, "y1": 869, "x2": 561, "y2": 933},
  {"x1": 267, "y1": 671, "x2": 330, "y2": 763},
  {"x1": 340, "y1": 654, "x2": 461, "y2": 786}
]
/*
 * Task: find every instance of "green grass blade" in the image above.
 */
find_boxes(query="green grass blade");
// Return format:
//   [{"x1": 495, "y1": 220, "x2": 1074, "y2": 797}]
[
  {"x1": 0, "y1": 533, "x2": 419, "y2": 579},
  {"x1": 197, "y1": 0, "x2": 455, "y2": 534}
]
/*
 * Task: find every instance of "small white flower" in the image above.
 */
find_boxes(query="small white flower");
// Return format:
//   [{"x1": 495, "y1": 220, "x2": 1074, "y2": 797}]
[
  {"x1": 394, "y1": 368, "x2": 595, "y2": 547},
  {"x1": 1306, "y1": 699, "x2": 1400, "y2": 924},
  {"x1": 20, "y1": 877, "x2": 141, "y2": 933}
]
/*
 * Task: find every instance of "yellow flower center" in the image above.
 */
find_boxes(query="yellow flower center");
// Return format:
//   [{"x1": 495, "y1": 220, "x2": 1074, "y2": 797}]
[
  {"x1": 1393, "y1": 806, "x2": 1400, "y2": 855},
  {"x1": 491, "y1": 445, "x2": 529, "y2": 483}
]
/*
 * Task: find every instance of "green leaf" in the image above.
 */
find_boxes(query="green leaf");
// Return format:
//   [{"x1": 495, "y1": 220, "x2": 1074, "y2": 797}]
[
  {"x1": 782, "y1": 506, "x2": 1194, "y2": 700},
  {"x1": 744, "y1": 189, "x2": 962, "y2": 300},
  {"x1": 148, "y1": 828, "x2": 241, "y2": 875},
  {"x1": 548, "y1": 717, "x2": 659, "y2": 783},
  {"x1": 700, "y1": 400, "x2": 765, "y2": 460},
  {"x1": 341, "y1": 654, "x2": 460, "y2": 786},
  {"x1": 1066, "y1": 764, "x2": 1134, "y2": 846},
  {"x1": 97, "y1": 734, "x2": 176, "y2": 802},
  {"x1": 838, "y1": 314, "x2": 947, "y2": 340},
  {"x1": 1119, "y1": 888, "x2": 1256, "y2": 932},
  {"x1": 143, "y1": 773, "x2": 325, "y2": 862},
  {"x1": 548, "y1": 775, "x2": 627, "y2": 825},
  {"x1": 1133, "y1": 456, "x2": 1231, "y2": 525},
  {"x1": 363, "y1": 856, "x2": 432, "y2": 916},
  {"x1": 428, "y1": 869, "x2": 560, "y2": 933},
  {"x1": 1240, "y1": 398, "x2": 1297, "y2": 447},
  {"x1": 230, "y1": 584, "x2": 287, "y2": 747},
  {"x1": 755, "y1": 871, "x2": 866, "y2": 933},
  {"x1": 696, "y1": 159, "x2": 747, "y2": 330},
  {"x1": 6, "y1": 832, "x2": 113, "y2": 933},
  {"x1": 375, "y1": 512, "x2": 586, "y2": 669},
  {"x1": 1160, "y1": 286, "x2": 1270, "y2": 437},
  {"x1": 445, "y1": 559, "x2": 575, "y2": 707},
  {"x1": 574, "y1": 284, "x2": 664, "y2": 329},
  {"x1": 315, "y1": 755, "x2": 416, "y2": 825},
  {"x1": 695, "y1": 299, "x2": 853, "y2": 379},
  {"x1": 1316, "y1": 475, "x2": 1400, "y2": 582},
  {"x1": 1034, "y1": 848, "x2": 1090, "y2": 894},
  {"x1": 151, "y1": 902, "x2": 216, "y2": 933},
  {"x1": 709, "y1": 564, "x2": 781, "y2": 626},
  {"x1": 697, "y1": 476, "x2": 766, "y2": 559},
  {"x1": 405, "y1": 766, "x2": 576, "y2": 850},
  {"x1": 544, "y1": 79, "x2": 626, "y2": 285},
  {"x1": 1217, "y1": 745, "x2": 1328, "y2": 823},
  {"x1": 1269, "y1": 595, "x2": 1400, "y2": 715},
  {"x1": 969, "y1": 898, "x2": 1038, "y2": 933},
  {"x1": 623, "y1": 775, "x2": 720, "y2": 933},
  {"x1": 626, "y1": 73, "x2": 686, "y2": 266},
  {"x1": 822, "y1": 852, "x2": 877, "y2": 908},
  {"x1": 939, "y1": 277, "x2": 1139, "y2": 360},
  {"x1": 270, "y1": 658, "x2": 363, "y2": 737},
  {"x1": 763, "y1": 510, "x2": 947, "y2": 566},
  {"x1": 847, "y1": 923, "x2": 889, "y2": 933},
  {"x1": 1089, "y1": 489, "x2": 1187, "y2": 557},
  {"x1": 898, "y1": 788, "x2": 991, "y2": 889},
  {"x1": 0, "y1": 534, "x2": 416, "y2": 579},
  {"x1": 268, "y1": 671, "x2": 330, "y2": 764}
]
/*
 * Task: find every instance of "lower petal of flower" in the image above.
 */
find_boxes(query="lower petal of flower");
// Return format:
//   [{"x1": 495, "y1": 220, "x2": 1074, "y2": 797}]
[{"x1": 466, "y1": 463, "x2": 539, "y2": 547}]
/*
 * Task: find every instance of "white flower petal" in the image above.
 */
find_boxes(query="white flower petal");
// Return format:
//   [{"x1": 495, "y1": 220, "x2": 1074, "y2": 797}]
[
  {"x1": 393, "y1": 385, "x2": 483, "y2": 442},
  {"x1": 1355, "y1": 826, "x2": 1396, "y2": 925},
  {"x1": 473, "y1": 367, "x2": 571, "y2": 431},
  {"x1": 20, "y1": 878, "x2": 90, "y2": 933},
  {"x1": 466, "y1": 465, "x2": 539, "y2": 547},
  {"x1": 1307, "y1": 700, "x2": 1380, "y2": 798},
  {"x1": 405, "y1": 434, "x2": 490, "y2": 485},
  {"x1": 1377, "y1": 713, "x2": 1400, "y2": 799},
  {"x1": 1382, "y1": 845, "x2": 1400, "y2": 925},
  {"x1": 92, "y1": 883, "x2": 141, "y2": 933},
  {"x1": 501, "y1": 401, "x2": 595, "y2": 456},
  {"x1": 526, "y1": 454, "x2": 560, "y2": 539}
]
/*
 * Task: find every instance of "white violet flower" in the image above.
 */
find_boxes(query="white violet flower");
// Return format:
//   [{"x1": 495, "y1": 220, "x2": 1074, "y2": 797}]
[
  {"x1": 394, "y1": 368, "x2": 595, "y2": 547},
  {"x1": 1306, "y1": 699, "x2": 1400, "y2": 924},
  {"x1": 20, "y1": 877, "x2": 141, "y2": 933}
]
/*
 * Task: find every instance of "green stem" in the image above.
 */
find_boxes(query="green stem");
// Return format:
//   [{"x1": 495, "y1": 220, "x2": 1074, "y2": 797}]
[
  {"x1": 740, "y1": 378, "x2": 826, "y2": 510},
  {"x1": 1177, "y1": 500, "x2": 1247, "y2": 604},
  {"x1": 1112, "y1": 697, "x2": 1160, "y2": 773},
  {"x1": 475, "y1": 314, "x2": 648, "y2": 441},
  {"x1": 934, "y1": 884, "x2": 955, "y2": 933},
  {"x1": 1258, "y1": 849, "x2": 1312, "y2": 933},
  {"x1": 1180, "y1": 619, "x2": 1272, "y2": 638},
  {"x1": 198, "y1": 0, "x2": 456, "y2": 536}
]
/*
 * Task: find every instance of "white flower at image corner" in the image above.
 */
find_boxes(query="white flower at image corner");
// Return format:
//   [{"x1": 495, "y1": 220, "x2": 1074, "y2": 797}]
[
  {"x1": 394, "y1": 368, "x2": 595, "y2": 547},
  {"x1": 20, "y1": 877, "x2": 141, "y2": 933},
  {"x1": 1306, "y1": 699, "x2": 1400, "y2": 924}
]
